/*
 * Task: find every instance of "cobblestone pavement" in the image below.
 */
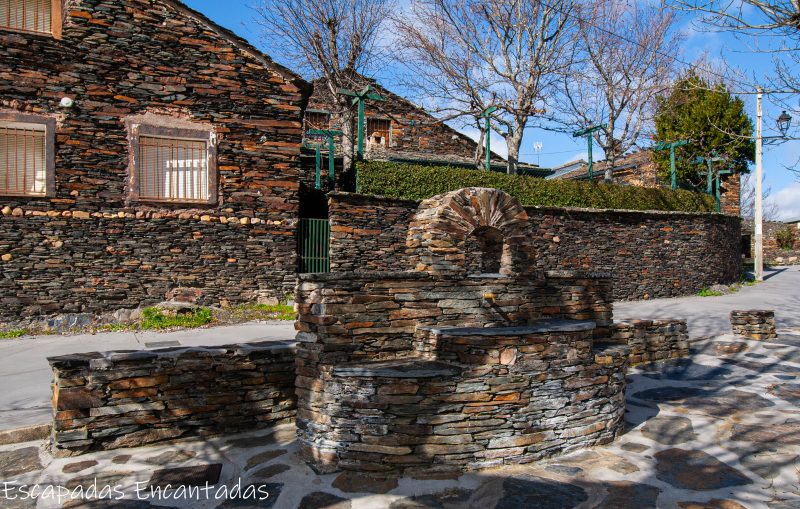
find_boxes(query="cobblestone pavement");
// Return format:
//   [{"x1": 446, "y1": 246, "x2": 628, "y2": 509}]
[
  {"x1": 615, "y1": 266, "x2": 800, "y2": 339},
  {"x1": 1, "y1": 331, "x2": 799, "y2": 509}
]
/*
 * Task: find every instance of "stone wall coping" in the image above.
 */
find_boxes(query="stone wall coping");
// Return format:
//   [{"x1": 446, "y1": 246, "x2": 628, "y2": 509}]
[
  {"x1": 48, "y1": 340, "x2": 298, "y2": 369},
  {"x1": 329, "y1": 192, "x2": 742, "y2": 219},
  {"x1": 418, "y1": 319, "x2": 596, "y2": 336},
  {"x1": 298, "y1": 270, "x2": 597, "y2": 283},
  {"x1": 332, "y1": 359, "x2": 462, "y2": 378},
  {"x1": 328, "y1": 192, "x2": 422, "y2": 208}
]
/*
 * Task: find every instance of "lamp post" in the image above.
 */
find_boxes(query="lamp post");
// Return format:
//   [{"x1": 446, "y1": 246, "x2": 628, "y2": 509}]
[{"x1": 754, "y1": 90, "x2": 792, "y2": 282}]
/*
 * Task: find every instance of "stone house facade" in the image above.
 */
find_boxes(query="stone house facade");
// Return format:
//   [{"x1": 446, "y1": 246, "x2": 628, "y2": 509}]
[
  {"x1": 0, "y1": 0, "x2": 310, "y2": 324},
  {"x1": 547, "y1": 150, "x2": 742, "y2": 216}
]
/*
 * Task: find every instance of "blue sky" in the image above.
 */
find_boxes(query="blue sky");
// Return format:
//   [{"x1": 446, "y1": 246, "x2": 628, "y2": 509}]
[{"x1": 184, "y1": 0, "x2": 800, "y2": 219}]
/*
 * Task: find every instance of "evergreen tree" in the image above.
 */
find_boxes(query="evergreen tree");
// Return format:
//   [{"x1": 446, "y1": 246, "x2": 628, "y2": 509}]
[{"x1": 653, "y1": 72, "x2": 754, "y2": 188}]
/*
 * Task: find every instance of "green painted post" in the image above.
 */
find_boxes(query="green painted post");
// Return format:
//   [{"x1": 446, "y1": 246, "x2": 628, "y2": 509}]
[
  {"x1": 478, "y1": 107, "x2": 498, "y2": 171},
  {"x1": 328, "y1": 135, "x2": 335, "y2": 185},
  {"x1": 314, "y1": 146, "x2": 322, "y2": 190},
  {"x1": 485, "y1": 116, "x2": 491, "y2": 171},
  {"x1": 573, "y1": 124, "x2": 607, "y2": 181},
  {"x1": 357, "y1": 99, "x2": 365, "y2": 158},
  {"x1": 308, "y1": 129, "x2": 343, "y2": 188},
  {"x1": 338, "y1": 86, "x2": 384, "y2": 160},
  {"x1": 655, "y1": 140, "x2": 689, "y2": 190},
  {"x1": 706, "y1": 160, "x2": 713, "y2": 194}
]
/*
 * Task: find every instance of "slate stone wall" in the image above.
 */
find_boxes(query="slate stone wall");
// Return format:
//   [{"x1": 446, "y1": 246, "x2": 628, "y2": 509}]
[
  {"x1": 48, "y1": 341, "x2": 297, "y2": 455},
  {"x1": 0, "y1": 0, "x2": 310, "y2": 321},
  {"x1": 603, "y1": 320, "x2": 689, "y2": 365},
  {"x1": 743, "y1": 220, "x2": 800, "y2": 265},
  {"x1": 0, "y1": 210, "x2": 296, "y2": 323},
  {"x1": 327, "y1": 193, "x2": 742, "y2": 300}
]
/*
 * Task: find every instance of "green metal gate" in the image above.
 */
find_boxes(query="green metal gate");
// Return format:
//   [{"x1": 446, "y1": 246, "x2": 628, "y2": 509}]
[{"x1": 298, "y1": 218, "x2": 330, "y2": 273}]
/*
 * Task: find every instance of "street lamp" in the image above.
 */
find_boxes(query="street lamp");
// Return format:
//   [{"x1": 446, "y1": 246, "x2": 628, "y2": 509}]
[
  {"x1": 754, "y1": 92, "x2": 794, "y2": 282},
  {"x1": 777, "y1": 110, "x2": 792, "y2": 138}
]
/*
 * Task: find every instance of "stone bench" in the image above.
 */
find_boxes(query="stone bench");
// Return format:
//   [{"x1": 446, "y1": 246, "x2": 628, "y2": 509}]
[{"x1": 730, "y1": 310, "x2": 777, "y2": 340}]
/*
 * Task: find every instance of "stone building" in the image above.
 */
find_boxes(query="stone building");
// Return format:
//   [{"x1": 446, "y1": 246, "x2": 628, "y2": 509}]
[
  {"x1": 547, "y1": 150, "x2": 742, "y2": 216},
  {"x1": 0, "y1": 0, "x2": 310, "y2": 323}
]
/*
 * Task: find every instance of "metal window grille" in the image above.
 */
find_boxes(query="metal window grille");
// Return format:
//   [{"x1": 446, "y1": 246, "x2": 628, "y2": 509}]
[
  {"x1": 367, "y1": 118, "x2": 391, "y2": 146},
  {"x1": 138, "y1": 136, "x2": 209, "y2": 202},
  {"x1": 0, "y1": 0, "x2": 51, "y2": 34},
  {"x1": 0, "y1": 123, "x2": 47, "y2": 196},
  {"x1": 298, "y1": 218, "x2": 330, "y2": 273}
]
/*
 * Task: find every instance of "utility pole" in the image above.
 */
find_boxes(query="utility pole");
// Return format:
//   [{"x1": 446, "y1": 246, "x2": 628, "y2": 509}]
[
  {"x1": 478, "y1": 106, "x2": 498, "y2": 171},
  {"x1": 655, "y1": 140, "x2": 689, "y2": 190},
  {"x1": 338, "y1": 86, "x2": 384, "y2": 160},
  {"x1": 754, "y1": 87, "x2": 764, "y2": 282},
  {"x1": 573, "y1": 124, "x2": 607, "y2": 181}
]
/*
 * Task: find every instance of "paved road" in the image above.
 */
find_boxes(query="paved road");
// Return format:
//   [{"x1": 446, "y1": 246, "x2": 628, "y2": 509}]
[
  {"x1": 0, "y1": 321, "x2": 296, "y2": 430},
  {"x1": 1, "y1": 266, "x2": 796, "y2": 431},
  {"x1": 616, "y1": 265, "x2": 800, "y2": 338}
]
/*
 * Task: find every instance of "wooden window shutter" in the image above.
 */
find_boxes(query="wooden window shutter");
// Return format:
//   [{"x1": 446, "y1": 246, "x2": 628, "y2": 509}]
[
  {"x1": 138, "y1": 136, "x2": 210, "y2": 202},
  {"x1": 0, "y1": 0, "x2": 53, "y2": 34},
  {"x1": 0, "y1": 123, "x2": 48, "y2": 196}
]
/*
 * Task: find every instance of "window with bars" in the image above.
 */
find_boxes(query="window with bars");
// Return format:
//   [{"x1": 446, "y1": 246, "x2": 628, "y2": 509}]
[
  {"x1": 136, "y1": 135, "x2": 210, "y2": 203},
  {"x1": 0, "y1": 0, "x2": 54, "y2": 35},
  {"x1": 367, "y1": 117, "x2": 391, "y2": 147},
  {"x1": 0, "y1": 116, "x2": 54, "y2": 197}
]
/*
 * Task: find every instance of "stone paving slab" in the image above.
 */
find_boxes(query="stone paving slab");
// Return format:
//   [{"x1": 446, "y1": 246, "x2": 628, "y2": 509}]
[{"x1": 0, "y1": 333, "x2": 798, "y2": 508}]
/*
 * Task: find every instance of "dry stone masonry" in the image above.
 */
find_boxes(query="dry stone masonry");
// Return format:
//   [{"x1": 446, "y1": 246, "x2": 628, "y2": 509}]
[
  {"x1": 327, "y1": 192, "x2": 742, "y2": 301},
  {"x1": 730, "y1": 310, "x2": 777, "y2": 340},
  {"x1": 48, "y1": 341, "x2": 297, "y2": 456},
  {"x1": 295, "y1": 188, "x2": 691, "y2": 475}
]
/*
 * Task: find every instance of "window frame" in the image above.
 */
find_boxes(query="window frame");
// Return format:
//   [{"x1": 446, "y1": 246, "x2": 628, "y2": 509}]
[
  {"x1": 366, "y1": 116, "x2": 392, "y2": 147},
  {"x1": 0, "y1": 111, "x2": 56, "y2": 198},
  {"x1": 0, "y1": 0, "x2": 63, "y2": 39},
  {"x1": 127, "y1": 123, "x2": 218, "y2": 206}
]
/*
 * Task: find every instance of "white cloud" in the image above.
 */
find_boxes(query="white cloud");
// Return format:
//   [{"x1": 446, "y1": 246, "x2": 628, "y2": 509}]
[{"x1": 771, "y1": 182, "x2": 800, "y2": 220}]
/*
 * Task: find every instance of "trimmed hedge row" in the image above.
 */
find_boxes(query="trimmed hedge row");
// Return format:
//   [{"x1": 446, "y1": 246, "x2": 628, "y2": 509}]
[{"x1": 356, "y1": 161, "x2": 716, "y2": 213}]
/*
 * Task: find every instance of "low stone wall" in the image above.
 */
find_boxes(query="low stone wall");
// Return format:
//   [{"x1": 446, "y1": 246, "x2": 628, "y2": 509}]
[
  {"x1": 604, "y1": 320, "x2": 689, "y2": 365},
  {"x1": 0, "y1": 211, "x2": 297, "y2": 326},
  {"x1": 309, "y1": 325, "x2": 628, "y2": 475},
  {"x1": 327, "y1": 193, "x2": 742, "y2": 300},
  {"x1": 730, "y1": 310, "x2": 777, "y2": 340},
  {"x1": 48, "y1": 341, "x2": 297, "y2": 456}
]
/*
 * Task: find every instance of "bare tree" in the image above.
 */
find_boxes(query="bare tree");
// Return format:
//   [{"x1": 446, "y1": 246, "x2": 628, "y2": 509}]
[
  {"x1": 561, "y1": 1, "x2": 681, "y2": 181},
  {"x1": 741, "y1": 172, "x2": 780, "y2": 220},
  {"x1": 254, "y1": 0, "x2": 394, "y2": 171},
  {"x1": 676, "y1": 1, "x2": 800, "y2": 104},
  {"x1": 395, "y1": 0, "x2": 576, "y2": 174}
]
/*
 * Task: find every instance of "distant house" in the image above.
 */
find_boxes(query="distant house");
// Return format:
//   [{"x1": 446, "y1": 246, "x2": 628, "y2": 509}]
[
  {"x1": 547, "y1": 150, "x2": 741, "y2": 216},
  {"x1": 785, "y1": 217, "x2": 800, "y2": 229},
  {"x1": 304, "y1": 77, "x2": 550, "y2": 177}
]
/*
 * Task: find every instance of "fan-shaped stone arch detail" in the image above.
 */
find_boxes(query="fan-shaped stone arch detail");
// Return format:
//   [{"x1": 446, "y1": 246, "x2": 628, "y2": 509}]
[{"x1": 406, "y1": 187, "x2": 532, "y2": 275}]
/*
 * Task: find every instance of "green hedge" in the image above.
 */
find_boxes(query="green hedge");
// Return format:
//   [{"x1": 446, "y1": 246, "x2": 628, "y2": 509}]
[{"x1": 356, "y1": 161, "x2": 716, "y2": 213}]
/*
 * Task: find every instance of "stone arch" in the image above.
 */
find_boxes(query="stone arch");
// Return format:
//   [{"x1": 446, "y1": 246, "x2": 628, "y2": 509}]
[{"x1": 406, "y1": 188, "x2": 532, "y2": 275}]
